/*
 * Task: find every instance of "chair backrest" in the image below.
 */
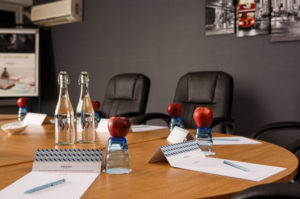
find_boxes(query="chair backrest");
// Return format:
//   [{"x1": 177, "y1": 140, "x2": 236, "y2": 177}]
[
  {"x1": 101, "y1": 73, "x2": 150, "y2": 118},
  {"x1": 173, "y1": 71, "x2": 233, "y2": 131},
  {"x1": 232, "y1": 182, "x2": 300, "y2": 199}
]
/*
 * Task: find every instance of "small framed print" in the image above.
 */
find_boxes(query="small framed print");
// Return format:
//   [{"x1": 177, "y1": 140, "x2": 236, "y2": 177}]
[{"x1": 0, "y1": 28, "x2": 39, "y2": 97}]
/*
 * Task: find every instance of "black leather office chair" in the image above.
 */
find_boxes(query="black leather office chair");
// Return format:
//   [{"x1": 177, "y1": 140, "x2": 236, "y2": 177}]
[
  {"x1": 232, "y1": 183, "x2": 300, "y2": 199},
  {"x1": 132, "y1": 71, "x2": 234, "y2": 134},
  {"x1": 251, "y1": 122, "x2": 300, "y2": 182},
  {"x1": 100, "y1": 73, "x2": 150, "y2": 120}
]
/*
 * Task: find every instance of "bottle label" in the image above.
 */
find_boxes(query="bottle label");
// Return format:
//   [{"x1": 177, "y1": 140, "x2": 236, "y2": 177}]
[
  {"x1": 76, "y1": 114, "x2": 94, "y2": 132},
  {"x1": 55, "y1": 115, "x2": 74, "y2": 131}
]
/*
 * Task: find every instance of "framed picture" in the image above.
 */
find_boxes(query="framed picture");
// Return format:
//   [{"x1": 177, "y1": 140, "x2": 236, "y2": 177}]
[
  {"x1": 271, "y1": 0, "x2": 300, "y2": 42},
  {"x1": 236, "y1": 0, "x2": 270, "y2": 37},
  {"x1": 0, "y1": 28, "x2": 39, "y2": 97},
  {"x1": 205, "y1": 0, "x2": 235, "y2": 36}
]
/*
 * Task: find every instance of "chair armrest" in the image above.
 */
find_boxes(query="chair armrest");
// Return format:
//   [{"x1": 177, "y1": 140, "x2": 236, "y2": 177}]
[
  {"x1": 286, "y1": 138, "x2": 300, "y2": 153},
  {"x1": 99, "y1": 111, "x2": 106, "y2": 118},
  {"x1": 130, "y1": 113, "x2": 171, "y2": 125},
  {"x1": 251, "y1": 121, "x2": 300, "y2": 138},
  {"x1": 115, "y1": 112, "x2": 143, "y2": 118},
  {"x1": 211, "y1": 117, "x2": 234, "y2": 134},
  {"x1": 286, "y1": 139, "x2": 300, "y2": 182},
  {"x1": 232, "y1": 183, "x2": 300, "y2": 199}
]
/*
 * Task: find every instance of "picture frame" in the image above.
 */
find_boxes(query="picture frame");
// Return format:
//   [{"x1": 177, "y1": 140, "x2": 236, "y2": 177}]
[{"x1": 0, "y1": 28, "x2": 39, "y2": 97}]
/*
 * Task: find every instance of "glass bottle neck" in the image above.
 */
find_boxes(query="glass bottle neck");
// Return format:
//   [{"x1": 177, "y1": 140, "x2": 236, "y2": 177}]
[
  {"x1": 59, "y1": 84, "x2": 69, "y2": 98},
  {"x1": 80, "y1": 84, "x2": 89, "y2": 98}
]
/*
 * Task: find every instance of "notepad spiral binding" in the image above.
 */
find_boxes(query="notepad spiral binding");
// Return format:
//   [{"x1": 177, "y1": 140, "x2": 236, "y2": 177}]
[
  {"x1": 161, "y1": 140, "x2": 199, "y2": 157},
  {"x1": 34, "y1": 149, "x2": 102, "y2": 162}
]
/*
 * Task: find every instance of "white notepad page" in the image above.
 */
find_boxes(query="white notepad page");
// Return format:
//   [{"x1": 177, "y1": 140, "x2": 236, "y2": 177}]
[
  {"x1": 213, "y1": 136, "x2": 261, "y2": 145},
  {"x1": 161, "y1": 141, "x2": 286, "y2": 182},
  {"x1": 0, "y1": 149, "x2": 102, "y2": 198},
  {"x1": 173, "y1": 157, "x2": 286, "y2": 182},
  {"x1": 0, "y1": 172, "x2": 98, "y2": 199}
]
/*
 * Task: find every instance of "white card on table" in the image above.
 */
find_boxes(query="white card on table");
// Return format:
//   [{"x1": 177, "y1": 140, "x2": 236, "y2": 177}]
[
  {"x1": 32, "y1": 149, "x2": 102, "y2": 173},
  {"x1": 96, "y1": 118, "x2": 109, "y2": 134},
  {"x1": 149, "y1": 140, "x2": 203, "y2": 163},
  {"x1": 24, "y1": 112, "x2": 47, "y2": 125},
  {"x1": 167, "y1": 126, "x2": 191, "y2": 144}
]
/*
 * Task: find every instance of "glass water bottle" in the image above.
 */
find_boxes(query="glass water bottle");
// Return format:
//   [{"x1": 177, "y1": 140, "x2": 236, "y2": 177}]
[
  {"x1": 195, "y1": 127, "x2": 213, "y2": 155},
  {"x1": 104, "y1": 137, "x2": 131, "y2": 174},
  {"x1": 76, "y1": 72, "x2": 95, "y2": 143},
  {"x1": 54, "y1": 71, "x2": 75, "y2": 145}
]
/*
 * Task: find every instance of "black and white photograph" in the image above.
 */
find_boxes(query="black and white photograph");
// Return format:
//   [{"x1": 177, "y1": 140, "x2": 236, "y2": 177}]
[
  {"x1": 0, "y1": 33, "x2": 35, "y2": 53},
  {"x1": 0, "y1": 28, "x2": 39, "y2": 97},
  {"x1": 271, "y1": 0, "x2": 300, "y2": 42},
  {"x1": 205, "y1": 0, "x2": 235, "y2": 36},
  {"x1": 236, "y1": 0, "x2": 270, "y2": 37}
]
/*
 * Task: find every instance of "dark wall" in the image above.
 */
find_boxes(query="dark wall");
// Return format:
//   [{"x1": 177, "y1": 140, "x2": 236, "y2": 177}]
[{"x1": 45, "y1": 0, "x2": 300, "y2": 136}]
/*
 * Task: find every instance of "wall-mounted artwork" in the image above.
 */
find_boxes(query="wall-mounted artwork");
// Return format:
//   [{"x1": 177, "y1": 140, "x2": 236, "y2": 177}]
[
  {"x1": 236, "y1": 0, "x2": 270, "y2": 37},
  {"x1": 271, "y1": 0, "x2": 300, "y2": 42},
  {"x1": 205, "y1": 0, "x2": 235, "y2": 36},
  {"x1": 0, "y1": 28, "x2": 39, "y2": 97}
]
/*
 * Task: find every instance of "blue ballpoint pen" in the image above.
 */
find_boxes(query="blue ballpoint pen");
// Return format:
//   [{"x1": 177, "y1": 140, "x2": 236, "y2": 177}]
[
  {"x1": 223, "y1": 160, "x2": 249, "y2": 172},
  {"x1": 24, "y1": 178, "x2": 66, "y2": 194}
]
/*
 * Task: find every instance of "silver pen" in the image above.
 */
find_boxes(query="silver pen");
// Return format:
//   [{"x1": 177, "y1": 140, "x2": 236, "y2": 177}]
[{"x1": 223, "y1": 160, "x2": 249, "y2": 172}]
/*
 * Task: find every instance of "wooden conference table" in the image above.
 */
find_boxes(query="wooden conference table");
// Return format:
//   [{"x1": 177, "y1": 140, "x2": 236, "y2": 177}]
[{"x1": 0, "y1": 115, "x2": 298, "y2": 199}]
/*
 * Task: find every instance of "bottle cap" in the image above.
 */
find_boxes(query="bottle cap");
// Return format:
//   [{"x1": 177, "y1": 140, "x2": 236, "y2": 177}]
[
  {"x1": 193, "y1": 107, "x2": 213, "y2": 127},
  {"x1": 167, "y1": 103, "x2": 182, "y2": 117},
  {"x1": 78, "y1": 71, "x2": 89, "y2": 85},
  {"x1": 92, "y1": 101, "x2": 101, "y2": 111},
  {"x1": 57, "y1": 71, "x2": 70, "y2": 85}
]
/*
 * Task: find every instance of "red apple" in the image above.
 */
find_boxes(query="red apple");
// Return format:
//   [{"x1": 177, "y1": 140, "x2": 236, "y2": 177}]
[
  {"x1": 193, "y1": 107, "x2": 213, "y2": 127},
  {"x1": 167, "y1": 103, "x2": 182, "y2": 117},
  {"x1": 17, "y1": 98, "x2": 28, "y2": 108},
  {"x1": 92, "y1": 100, "x2": 101, "y2": 111},
  {"x1": 108, "y1": 117, "x2": 131, "y2": 138}
]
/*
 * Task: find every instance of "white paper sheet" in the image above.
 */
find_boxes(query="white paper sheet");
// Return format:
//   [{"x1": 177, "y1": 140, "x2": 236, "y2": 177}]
[
  {"x1": 173, "y1": 157, "x2": 285, "y2": 181},
  {"x1": 213, "y1": 136, "x2": 261, "y2": 145},
  {"x1": 131, "y1": 125, "x2": 167, "y2": 132},
  {"x1": 160, "y1": 141, "x2": 285, "y2": 182},
  {"x1": 0, "y1": 172, "x2": 99, "y2": 199}
]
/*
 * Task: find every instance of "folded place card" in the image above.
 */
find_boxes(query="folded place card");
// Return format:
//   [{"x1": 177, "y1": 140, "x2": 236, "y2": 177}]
[
  {"x1": 167, "y1": 126, "x2": 193, "y2": 144},
  {"x1": 0, "y1": 149, "x2": 102, "y2": 199},
  {"x1": 96, "y1": 118, "x2": 109, "y2": 134},
  {"x1": 149, "y1": 140, "x2": 202, "y2": 163},
  {"x1": 24, "y1": 112, "x2": 47, "y2": 125},
  {"x1": 149, "y1": 141, "x2": 286, "y2": 182},
  {"x1": 32, "y1": 149, "x2": 102, "y2": 173}
]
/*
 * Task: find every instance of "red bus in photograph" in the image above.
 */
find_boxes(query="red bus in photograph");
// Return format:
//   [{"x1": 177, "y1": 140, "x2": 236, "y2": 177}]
[{"x1": 238, "y1": 0, "x2": 256, "y2": 28}]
